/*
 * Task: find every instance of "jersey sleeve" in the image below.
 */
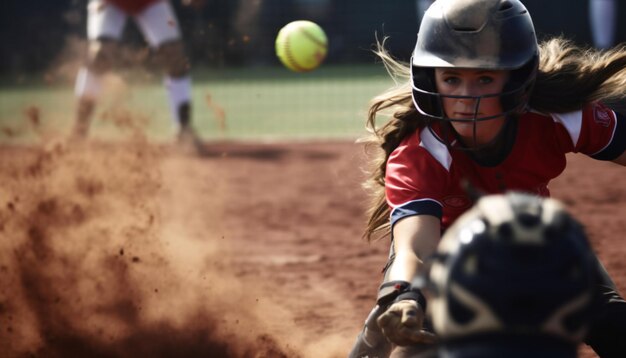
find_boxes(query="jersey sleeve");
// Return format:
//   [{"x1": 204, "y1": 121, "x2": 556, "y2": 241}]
[
  {"x1": 385, "y1": 132, "x2": 449, "y2": 228},
  {"x1": 552, "y1": 102, "x2": 626, "y2": 160},
  {"x1": 587, "y1": 104, "x2": 626, "y2": 160}
]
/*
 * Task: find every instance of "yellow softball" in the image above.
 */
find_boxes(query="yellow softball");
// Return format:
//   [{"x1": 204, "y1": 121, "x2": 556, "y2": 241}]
[{"x1": 275, "y1": 20, "x2": 328, "y2": 72}]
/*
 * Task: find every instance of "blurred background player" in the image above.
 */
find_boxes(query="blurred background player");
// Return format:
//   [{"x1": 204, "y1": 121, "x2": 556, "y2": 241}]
[
  {"x1": 589, "y1": 0, "x2": 617, "y2": 49},
  {"x1": 424, "y1": 193, "x2": 598, "y2": 358},
  {"x1": 72, "y1": 0, "x2": 205, "y2": 151}
]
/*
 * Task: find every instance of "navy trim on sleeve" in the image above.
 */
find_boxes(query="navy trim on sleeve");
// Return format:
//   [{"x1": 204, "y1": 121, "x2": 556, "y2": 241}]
[
  {"x1": 390, "y1": 199, "x2": 443, "y2": 228},
  {"x1": 592, "y1": 111, "x2": 626, "y2": 161}
]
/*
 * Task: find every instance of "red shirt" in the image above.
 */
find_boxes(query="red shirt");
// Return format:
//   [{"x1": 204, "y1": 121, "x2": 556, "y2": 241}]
[
  {"x1": 106, "y1": 0, "x2": 162, "y2": 15},
  {"x1": 386, "y1": 102, "x2": 625, "y2": 230}
]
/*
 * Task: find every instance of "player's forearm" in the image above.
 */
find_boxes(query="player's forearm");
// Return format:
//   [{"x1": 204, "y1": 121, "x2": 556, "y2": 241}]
[
  {"x1": 386, "y1": 251, "x2": 420, "y2": 282},
  {"x1": 387, "y1": 215, "x2": 441, "y2": 282}
]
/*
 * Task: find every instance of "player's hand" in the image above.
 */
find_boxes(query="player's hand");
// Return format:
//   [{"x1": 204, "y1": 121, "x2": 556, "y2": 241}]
[
  {"x1": 181, "y1": 0, "x2": 206, "y2": 9},
  {"x1": 376, "y1": 300, "x2": 437, "y2": 346}
]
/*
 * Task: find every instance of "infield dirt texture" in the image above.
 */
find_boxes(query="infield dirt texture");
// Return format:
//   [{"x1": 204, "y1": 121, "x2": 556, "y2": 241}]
[{"x1": 1, "y1": 136, "x2": 624, "y2": 357}]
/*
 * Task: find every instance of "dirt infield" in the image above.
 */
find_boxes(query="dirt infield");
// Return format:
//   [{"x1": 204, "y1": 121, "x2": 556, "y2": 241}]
[{"x1": 0, "y1": 138, "x2": 624, "y2": 357}]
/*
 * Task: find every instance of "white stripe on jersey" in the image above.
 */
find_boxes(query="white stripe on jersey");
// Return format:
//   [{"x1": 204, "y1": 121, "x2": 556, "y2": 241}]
[
  {"x1": 550, "y1": 110, "x2": 583, "y2": 148},
  {"x1": 419, "y1": 128, "x2": 453, "y2": 171}
]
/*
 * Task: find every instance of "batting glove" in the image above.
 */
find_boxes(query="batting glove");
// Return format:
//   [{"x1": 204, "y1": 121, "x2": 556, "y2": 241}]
[{"x1": 377, "y1": 299, "x2": 437, "y2": 346}]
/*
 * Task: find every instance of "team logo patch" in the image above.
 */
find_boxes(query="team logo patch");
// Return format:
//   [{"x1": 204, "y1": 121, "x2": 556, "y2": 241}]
[
  {"x1": 442, "y1": 195, "x2": 472, "y2": 209},
  {"x1": 594, "y1": 105, "x2": 612, "y2": 127}
]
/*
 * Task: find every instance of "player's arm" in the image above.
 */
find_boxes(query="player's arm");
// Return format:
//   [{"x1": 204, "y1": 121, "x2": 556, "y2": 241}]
[
  {"x1": 387, "y1": 215, "x2": 440, "y2": 282},
  {"x1": 376, "y1": 215, "x2": 440, "y2": 346},
  {"x1": 376, "y1": 138, "x2": 446, "y2": 345}
]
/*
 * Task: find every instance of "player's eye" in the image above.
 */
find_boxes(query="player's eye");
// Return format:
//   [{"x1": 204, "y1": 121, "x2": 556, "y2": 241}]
[
  {"x1": 443, "y1": 77, "x2": 460, "y2": 85},
  {"x1": 478, "y1": 76, "x2": 494, "y2": 85}
]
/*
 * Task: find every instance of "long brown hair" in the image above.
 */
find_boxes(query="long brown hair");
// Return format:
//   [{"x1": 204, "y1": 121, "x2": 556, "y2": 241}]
[{"x1": 362, "y1": 37, "x2": 626, "y2": 241}]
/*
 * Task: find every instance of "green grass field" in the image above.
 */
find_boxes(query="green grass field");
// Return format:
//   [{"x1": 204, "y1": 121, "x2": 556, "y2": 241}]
[{"x1": 0, "y1": 64, "x2": 394, "y2": 144}]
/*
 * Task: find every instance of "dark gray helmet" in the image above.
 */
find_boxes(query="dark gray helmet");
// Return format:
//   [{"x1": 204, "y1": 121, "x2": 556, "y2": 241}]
[
  {"x1": 428, "y1": 193, "x2": 597, "y2": 356},
  {"x1": 411, "y1": 0, "x2": 539, "y2": 147}
]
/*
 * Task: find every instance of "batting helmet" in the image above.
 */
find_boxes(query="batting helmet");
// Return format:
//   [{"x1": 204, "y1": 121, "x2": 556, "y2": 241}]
[
  {"x1": 428, "y1": 193, "x2": 597, "y2": 356},
  {"x1": 411, "y1": 0, "x2": 539, "y2": 148}
]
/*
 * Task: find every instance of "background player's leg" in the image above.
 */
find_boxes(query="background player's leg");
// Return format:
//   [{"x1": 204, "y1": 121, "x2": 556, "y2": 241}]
[
  {"x1": 156, "y1": 41, "x2": 193, "y2": 133},
  {"x1": 135, "y1": 1, "x2": 200, "y2": 149},
  {"x1": 74, "y1": 40, "x2": 120, "y2": 139},
  {"x1": 72, "y1": 0, "x2": 126, "y2": 139},
  {"x1": 73, "y1": 67, "x2": 100, "y2": 139}
]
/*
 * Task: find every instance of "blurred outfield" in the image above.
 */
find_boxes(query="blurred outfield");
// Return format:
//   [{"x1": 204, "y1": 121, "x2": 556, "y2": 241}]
[
  {"x1": 3, "y1": 0, "x2": 623, "y2": 145},
  {"x1": 0, "y1": 64, "x2": 394, "y2": 144}
]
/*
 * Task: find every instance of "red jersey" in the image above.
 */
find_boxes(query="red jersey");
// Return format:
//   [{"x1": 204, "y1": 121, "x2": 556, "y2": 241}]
[
  {"x1": 106, "y1": 0, "x2": 162, "y2": 15},
  {"x1": 386, "y1": 102, "x2": 625, "y2": 230}
]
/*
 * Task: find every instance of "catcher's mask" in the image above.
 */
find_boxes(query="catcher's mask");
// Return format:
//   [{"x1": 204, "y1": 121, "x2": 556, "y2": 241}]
[
  {"x1": 411, "y1": 0, "x2": 539, "y2": 150},
  {"x1": 427, "y1": 193, "x2": 597, "y2": 355}
]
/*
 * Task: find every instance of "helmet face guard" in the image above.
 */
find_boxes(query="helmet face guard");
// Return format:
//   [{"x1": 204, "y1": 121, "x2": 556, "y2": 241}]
[
  {"x1": 411, "y1": 63, "x2": 536, "y2": 149},
  {"x1": 411, "y1": 64, "x2": 536, "y2": 123},
  {"x1": 411, "y1": 0, "x2": 539, "y2": 149}
]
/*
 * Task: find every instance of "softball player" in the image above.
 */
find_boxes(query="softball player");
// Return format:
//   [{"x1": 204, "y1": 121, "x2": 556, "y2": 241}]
[
  {"x1": 349, "y1": 0, "x2": 626, "y2": 357},
  {"x1": 72, "y1": 0, "x2": 204, "y2": 150}
]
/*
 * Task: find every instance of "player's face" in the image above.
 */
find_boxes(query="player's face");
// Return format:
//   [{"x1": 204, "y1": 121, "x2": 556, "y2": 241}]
[{"x1": 435, "y1": 68, "x2": 510, "y2": 146}]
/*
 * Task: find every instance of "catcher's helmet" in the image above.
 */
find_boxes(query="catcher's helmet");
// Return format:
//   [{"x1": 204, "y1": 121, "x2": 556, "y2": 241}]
[
  {"x1": 411, "y1": 0, "x2": 539, "y2": 148},
  {"x1": 428, "y1": 193, "x2": 596, "y2": 356}
]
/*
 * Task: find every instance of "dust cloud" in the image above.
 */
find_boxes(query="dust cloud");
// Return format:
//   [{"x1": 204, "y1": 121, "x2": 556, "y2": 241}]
[{"x1": 0, "y1": 130, "x2": 294, "y2": 357}]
